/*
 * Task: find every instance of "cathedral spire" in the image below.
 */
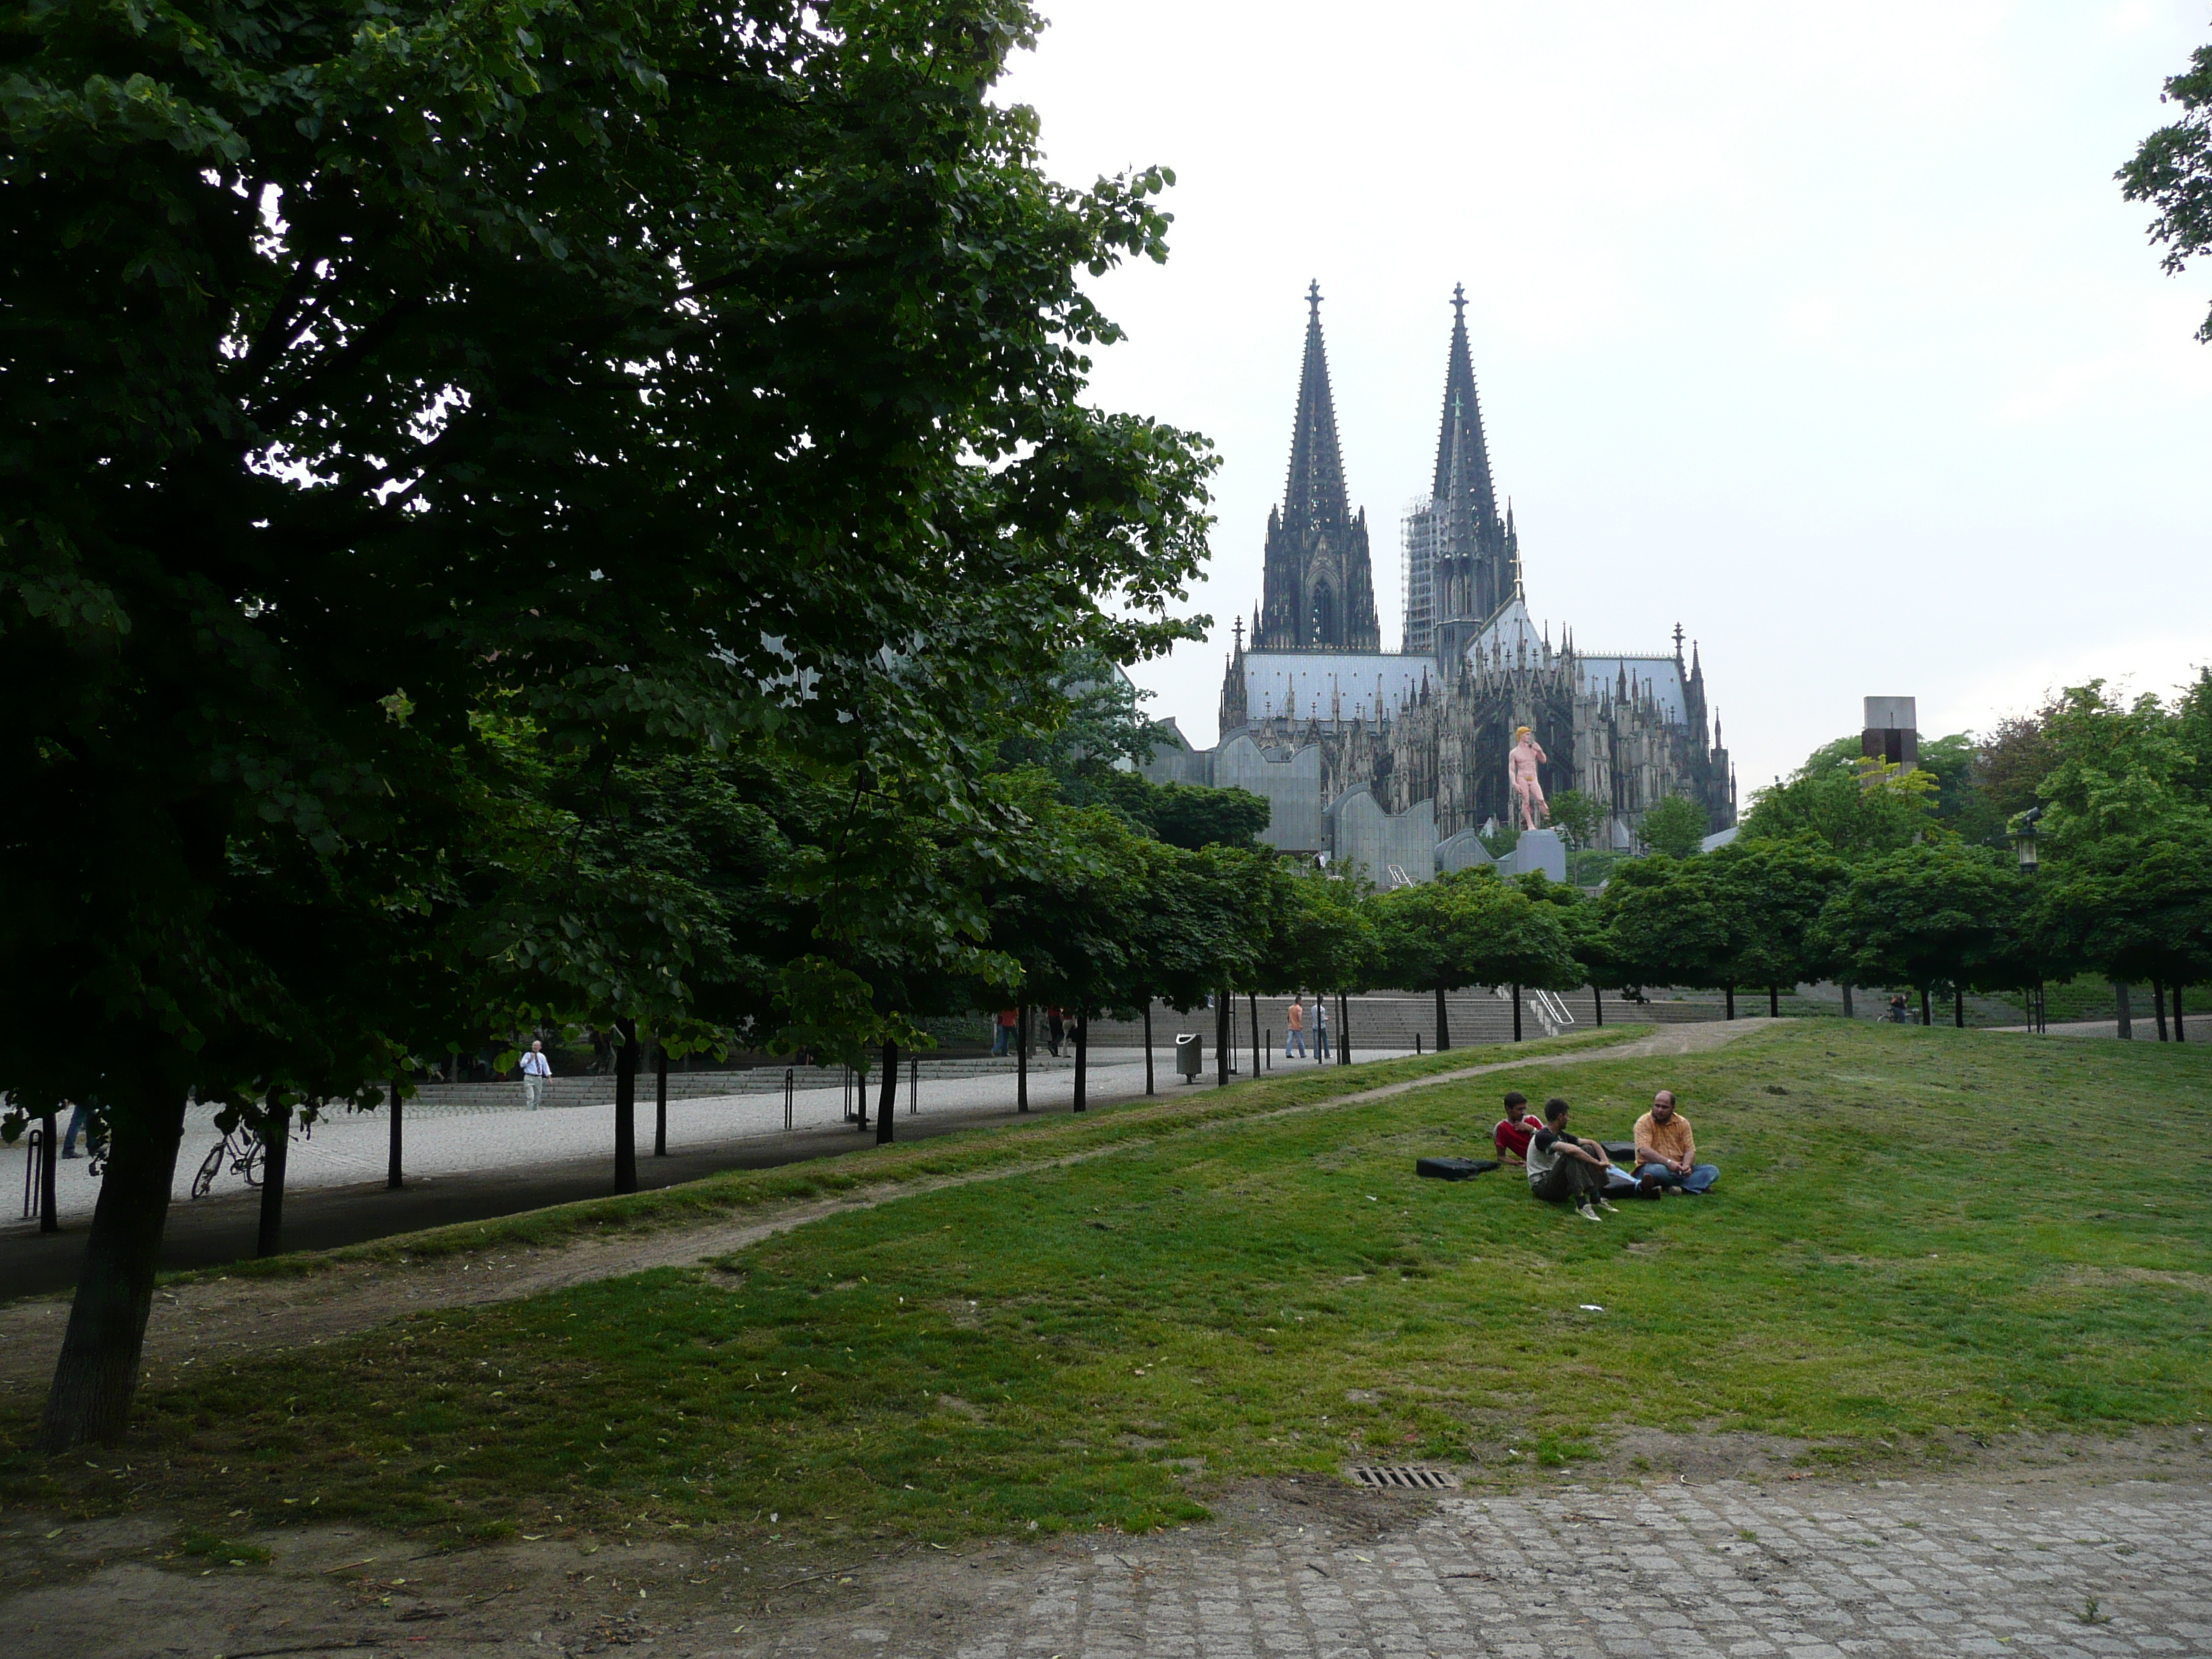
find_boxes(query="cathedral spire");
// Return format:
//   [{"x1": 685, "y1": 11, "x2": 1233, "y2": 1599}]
[
  {"x1": 1282, "y1": 280, "x2": 1350, "y2": 529},
  {"x1": 1431, "y1": 284, "x2": 1500, "y2": 522},
  {"x1": 1254, "y1": 284, "x2": 1380, "y2": 652}
]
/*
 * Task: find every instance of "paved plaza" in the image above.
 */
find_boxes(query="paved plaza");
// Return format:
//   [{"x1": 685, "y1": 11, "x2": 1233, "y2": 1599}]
[
  {"x1": 4, "y1": 1046, "x2": 1415, "y2": 1231},
  {"x1": 9, "y1": 1460, "x2": 2206, "y2": 1657},
  {"x1": 899, "y1": 1478, "x2": 2209, "y2": 1659}
]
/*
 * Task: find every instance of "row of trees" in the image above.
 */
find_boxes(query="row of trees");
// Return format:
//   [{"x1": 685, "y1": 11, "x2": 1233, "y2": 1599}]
[{"x1": 1, "y1": 0, "x2": 1220, "y2": 1449}]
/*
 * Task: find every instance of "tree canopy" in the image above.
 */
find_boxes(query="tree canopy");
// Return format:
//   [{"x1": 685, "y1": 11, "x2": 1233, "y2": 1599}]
[{"x1": 2, "y1": 0, "x2": 1216, "y2": 1447}]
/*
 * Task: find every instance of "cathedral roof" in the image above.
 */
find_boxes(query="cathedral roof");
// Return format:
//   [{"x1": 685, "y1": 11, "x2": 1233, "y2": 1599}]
[
  {"x1": 1465, "y1": 595, "x2": 1550, "y2": 666},
  {"x1": 1236, "y1": 651, "x2": 1433, "y2": 727}
]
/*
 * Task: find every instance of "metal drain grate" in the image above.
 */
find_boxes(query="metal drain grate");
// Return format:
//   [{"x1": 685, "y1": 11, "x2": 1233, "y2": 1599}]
[{"x1": 1350, "y1": 1465, "x2": 1461, "y2": 1491}]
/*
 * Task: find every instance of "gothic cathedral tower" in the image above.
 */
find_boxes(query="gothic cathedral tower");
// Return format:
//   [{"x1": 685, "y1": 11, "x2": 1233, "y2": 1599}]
[
  {"x1": 1403, "y1": 286, "x2": 1516, "y2": 662},
  {"x1": 1254, "y1": 284, "x2": 1382, "y2": 652}
]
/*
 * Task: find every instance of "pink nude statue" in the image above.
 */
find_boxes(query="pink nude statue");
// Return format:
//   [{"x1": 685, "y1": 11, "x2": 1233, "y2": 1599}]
[{"x1": 1509, "y1": 725, "x2": 1549, "y2": 831}]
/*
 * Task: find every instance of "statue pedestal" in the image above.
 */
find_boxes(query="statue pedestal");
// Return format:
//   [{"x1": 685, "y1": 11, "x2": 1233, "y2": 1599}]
[{"x1": 1501, "y1": 827, "x2": 1566, "y2": 883}]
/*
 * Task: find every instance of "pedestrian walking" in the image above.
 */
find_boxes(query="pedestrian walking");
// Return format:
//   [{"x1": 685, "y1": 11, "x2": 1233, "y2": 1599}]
[
  {"x1": 1285, "y1": 996, "x2": 1307, "y2": 1058},
  {"x1": 520, "y1": 1038, "x2": 552, "y2": 1110},
  {"x1": 60, "y1": 1101, "x2": 90, "y2": 1159},
  {"x1": 992, "y1": 1008, "x2": 1018, "y2": 1057},
  {"x1": 1314, "y1": 994, "x2": 1332, "y2": 1061},
  {"x1": 1047, "y1": 1006, "x2": 1066, "y2": 1058}
]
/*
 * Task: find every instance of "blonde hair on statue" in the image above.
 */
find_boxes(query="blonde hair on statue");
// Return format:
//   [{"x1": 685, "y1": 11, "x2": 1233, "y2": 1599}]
[{"x1": 1515, "y1": 725, "x2": 1533, "y2": 740}]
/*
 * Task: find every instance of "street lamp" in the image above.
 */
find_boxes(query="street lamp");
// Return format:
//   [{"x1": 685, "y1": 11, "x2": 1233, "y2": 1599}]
[{"x1": 2012, "y1": 808, "x2": 2044, "y2": 1033}]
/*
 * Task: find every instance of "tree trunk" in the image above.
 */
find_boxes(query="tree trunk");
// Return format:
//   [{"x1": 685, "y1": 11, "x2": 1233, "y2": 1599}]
[
  {"x1": 613, "y1": 1016, "x2": 639, "y2": 1192},
  {"x1": 875, "y1": 1040, "x2": 898, "y2": 1143},
  {"x1": 1954, "y1": 986, "x2": 1966, "y2": 1029},
  {"x1": 1435, "y1": 986, "x2": 1450, "y2": 1051},
  {"x1": 2154, "y1": 979, "x2": 2169, "y2": 1040},
  {"x1": 1215, "y1": 992, "x2": 1230, "y2": 1086},
  {"x1": 1074, "y1": 1013, "x2": 1088, "y2": 1111},
  {"x1": 1591, "y1": 984, "x2": 1603, "y2": 1027},
  {"x1": 1017, "y1": 1007, "x2": 1030, "y2": 1112},
  {"x1": 40, "y1": 1089, "x2": 189, "y2": 1449},
  {"x1": 1511, "y1": 984, "x2": 1522, "y2": 1043},
  {"x1": 1725, "y1": 986, "x2": 1736, "y2": 1020},
  {"x1": 2175, "y1": 984, "x2": 2186, "y2": 1043},
  {"x1": 256, "y1": 1092, "x2": 290, "y2": 1259},
  {"x1": 1249, "y1": 992, "x2": 1262, "y2": 1081},
  {"x1": 1145, "y1": 1002, "x2": 1156, "y2": 1096},
  {"x1": 1338, "y1": 992, "x2": 1351, "y2": 1064},
  {"x1": 1770, "y1": 986, "x2": 1781, "y2": 1019},
  {"x1": 2113, "y1": 982, "x2": 2132, "y2": 1040},
  {"x1": 1918, "y1": 986, "x2": 1930, "y2": 1027},
  {"x1": 39, "y1": 1110, "x2": 58, "y2": 1233},
  {"x1": 387, "y1": 1073, "x2": 404, "y2": 1190},
  {"x1": 1840, "y1": 982, "x2": 1854, "y2": 1020}
]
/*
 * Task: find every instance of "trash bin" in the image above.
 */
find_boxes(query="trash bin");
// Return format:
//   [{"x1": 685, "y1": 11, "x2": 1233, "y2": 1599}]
[{"x1": 1174, "y1": 1033, "x2": 1203, "y2": 1083}]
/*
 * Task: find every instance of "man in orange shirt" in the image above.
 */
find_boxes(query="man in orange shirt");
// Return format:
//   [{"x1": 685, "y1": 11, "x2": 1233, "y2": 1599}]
[{"x1": 1632, "y1": 1089, "x2": 1718, "y2": 1194}]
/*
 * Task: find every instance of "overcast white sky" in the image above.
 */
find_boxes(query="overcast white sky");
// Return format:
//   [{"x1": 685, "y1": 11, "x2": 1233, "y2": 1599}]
[{"x1": 999, "y1": 1, "x2": 2212, "y2": 799}]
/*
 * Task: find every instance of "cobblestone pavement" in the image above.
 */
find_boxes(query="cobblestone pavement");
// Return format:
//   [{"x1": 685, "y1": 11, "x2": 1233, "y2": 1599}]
[
  {"x1": 750, "y1": 1475, "x2": 2211, "y2": 1659},
  {"x1": 10, "y1": 1462, "x2": 2206, "y2": 1657}
]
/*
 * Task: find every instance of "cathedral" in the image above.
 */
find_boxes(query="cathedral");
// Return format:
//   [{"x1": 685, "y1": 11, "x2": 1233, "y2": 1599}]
[{"x1": 1142, "y1": 284, "x2": 1736, "y2": 882}]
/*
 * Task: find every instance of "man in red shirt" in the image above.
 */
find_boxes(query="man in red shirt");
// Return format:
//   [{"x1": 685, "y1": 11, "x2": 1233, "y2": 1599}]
[{"x1": 1493, "y1": 1090, "x2": 1543, "y2": 1159}]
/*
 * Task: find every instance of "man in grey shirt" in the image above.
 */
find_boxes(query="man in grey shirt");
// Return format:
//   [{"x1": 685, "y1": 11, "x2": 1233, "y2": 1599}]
[{"x1": 1524, "y1": 1097, "x2": 1618, "y2": 1222}]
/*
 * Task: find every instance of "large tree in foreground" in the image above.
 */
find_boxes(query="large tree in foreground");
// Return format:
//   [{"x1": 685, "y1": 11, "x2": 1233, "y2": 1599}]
[
  {"x1": 1, "y1": 0, "x2": 1211, "y2": 1447},
  {"x1": 2122, "y1": 31, "x2": 2212, "y2": 343}
]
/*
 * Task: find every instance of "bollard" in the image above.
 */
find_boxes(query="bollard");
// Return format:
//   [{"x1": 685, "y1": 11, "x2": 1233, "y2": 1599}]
[
  {"x1": 1416, "y1": 1031, "x2": 1423, "y2": 1055},
  {"x1": 784, "y1": 1066, "x2": 794, "y2": 1131},
  {"x1": 19, "y1": 1119, "x2": 45, "y2": 1222},
  {"x1": 909, "y1": 1056, "x2": 918, "y2": 1115}
]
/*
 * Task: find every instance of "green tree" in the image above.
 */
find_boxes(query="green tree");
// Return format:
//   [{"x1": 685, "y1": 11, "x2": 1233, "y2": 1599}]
[
  {"x1": 1706, "y1": 838, "x2": 1849, "y2": 1017},
  {"x1": 1740, "y1": 745, "x2": 1939, "y2": 858},
  {"x1": 1148, "y1": 783, "x2": 1272, "y2": 851},
  {"x1": 1546, "y1": 788, "x2": 1606, "y2": 853},
  {"x1": 1372, "y1": 869, "x2": 1575, "y2": 1046},
  {"x1": 1816, "y1": 844, "x2": 2036, "y2": 1026},
  {"x1": 1598, "y1": 856, "x2": 1738, "y2": 1008},
  {"x1": 2036, "y1": 833, "x2": 2212, "y2": 1022},
  {"x1": 1637, "y1": 794, "x2": 1709, "y2": 860},
  {"x1": 2120, "y1": 32, "x2": 2212, "y2": 343},
  {"x1": 1, "y1": 0, "x2": 1213, "y2": 1447}
]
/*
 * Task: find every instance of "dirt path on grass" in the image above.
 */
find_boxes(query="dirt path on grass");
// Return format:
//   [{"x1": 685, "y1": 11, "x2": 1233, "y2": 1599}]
[{"x1": 0, "y1": 1020, "x2": 1766, "y2": 1401}]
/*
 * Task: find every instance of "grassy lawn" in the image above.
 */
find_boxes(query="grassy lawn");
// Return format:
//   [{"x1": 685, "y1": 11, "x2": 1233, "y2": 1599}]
[{"x1": 8, "y1": 1021, "x2": 2210, "y2": 1550}]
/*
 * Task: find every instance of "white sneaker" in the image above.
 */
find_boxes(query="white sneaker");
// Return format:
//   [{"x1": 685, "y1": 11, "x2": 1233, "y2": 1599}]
[
  {"x1": 1597, "y1": 1196, "x2": 1621, "y2": 1213},
  {"x1": 1577, "y1": 1203, "x2": 1604, "y2": 1223}
]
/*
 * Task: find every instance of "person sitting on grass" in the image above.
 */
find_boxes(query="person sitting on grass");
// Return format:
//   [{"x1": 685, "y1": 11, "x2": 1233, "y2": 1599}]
[
  {"x1": 1493, "y1": 1090, "x2": 1543, "y2": 1159},
  {"x1": 1525, "y1": 1097, "x2": 1619, "y2": 1223},
  {"x1": 1632, "y1": 1089, "x2": 1719, "y2": 1195}
]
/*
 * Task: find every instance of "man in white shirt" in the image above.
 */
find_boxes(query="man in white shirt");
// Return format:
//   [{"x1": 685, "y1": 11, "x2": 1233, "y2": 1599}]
[
  {"x1": 520, "y1": 1039, "x2": 552, "y2": 1110},
  {"x1": 1313, "y1": 994, "x2": 1331, "y2": 1060}
]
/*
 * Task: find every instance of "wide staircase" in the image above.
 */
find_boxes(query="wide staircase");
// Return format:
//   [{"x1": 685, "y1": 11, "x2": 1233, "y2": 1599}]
[
  {"x1": 1081, "y1": 989, "x2": 1723, "y2": 1055},
  {"x1": 400, "y1": 991, "x2": 1729, "y2": 1111}
]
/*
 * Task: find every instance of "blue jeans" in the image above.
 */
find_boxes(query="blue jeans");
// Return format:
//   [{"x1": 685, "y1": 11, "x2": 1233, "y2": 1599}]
[
  {"x1": 61, "y1": 1104, "x2": 88, "y2": 1155},
  {"x1": 1286, "y1": 1030, "x2": 1305, "y2": 1057},
  {"x1": 991, "y1": 1025, "x2": 1012, "y2": 1056},
  {"x1": 1315, "y1": 1027, "x2": 1331, "y2": 1058},
  {"x1": 1636, "y1": 1161, "x2": 1718, "y2": 1194}
]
